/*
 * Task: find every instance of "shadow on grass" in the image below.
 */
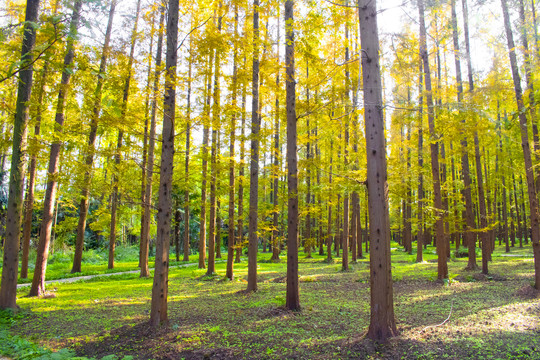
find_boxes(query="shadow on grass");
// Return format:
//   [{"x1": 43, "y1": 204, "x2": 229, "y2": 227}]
[{"x1": 7, "y1": 256, "x2": 540, "y2": 360}]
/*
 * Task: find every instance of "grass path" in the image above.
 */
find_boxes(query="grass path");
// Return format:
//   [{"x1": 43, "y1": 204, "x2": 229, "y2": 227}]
[{"x1": 16, "y1": 260, "x2": 228, "y2": 288}]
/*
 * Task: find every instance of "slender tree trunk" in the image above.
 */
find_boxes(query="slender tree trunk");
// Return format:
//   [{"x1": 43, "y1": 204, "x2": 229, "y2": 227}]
[
  {"x1": 451, "y1": 0, "x2": 477, "y2": 270},
  {"x1": 517, "y1": 0, "x2": 540, "y2": 193},
  {"x1": 520, "y1": 176, "x2": 528, "y2": 245},
  {"x1": 285, "y1": 0, "x2": 299, "y2": 310},
  {"x1": 140, "y1": 7, "x2": 154, "y2": 267},
  {"x1": 404, "y1": 106, "x2": 413, "y2": 255},
  {"x1": 199, "y1": 53, "x2": 214, "y2": 270},
  {"x1": 30, "y1": 0, "x2": 82, "y2": 296},
  {"x1": 416, "y1": 61, "x2": 424, "y2": 263},
  {"x1": 183, "y1": 39, "x2": 192, "y2": 263},
  {"x1": 207, "y1": 4, "x2": 223, "y2": 275},
  {"x1": 513, "y1": 174, "x2": 522, "y2": 248},
  {"x1": 0, "y1": 0, "x2": 40, "y2": 309},
  {"x1": 107, "y1": 0, "x2": 141, "y2": 270},
  {"x1": 419, "y1": 0, "x2": 447, "y2": 279},
  {"x1": 174, "y1": 206, "x2": 180, "y2": 261},
  {"x1": 149, "y1": 0, "x2": 178, "y2": 327},
  {"x1": 326, "y1": 141, "x2": 333, "y2": 262},
  {"x1": 236, "y1": 77, "x2": 247, "y2": 264},
  {"x1": 226, "y1": 6, "x2": 239, "y2": 278},
  {"x1": 247, "y1": 0, "x2": 260, "y2": 292},
  {"x1": 271, "y1": 13, "x2": 281, "y2": 262},
  {"x1": 21, "y1": 59, "x2": 50, "y2": 279},
  {"x1": 71, "y1": 0, "x2": 115, "y2": 276},
  {"x1": 502, "y1": 0, "x2": 540, "y2": 288},
  {"x1": 140, "y1": 6, "x2": 164, "y2": 277},
  {"x1": 359, "y1": 0, "x2": 397, "y2": 341}
]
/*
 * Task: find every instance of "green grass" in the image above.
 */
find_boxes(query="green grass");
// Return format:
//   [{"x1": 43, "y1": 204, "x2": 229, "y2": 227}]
[{"x1": 1, "y1": 242, "x2": 539, "y2": 359}]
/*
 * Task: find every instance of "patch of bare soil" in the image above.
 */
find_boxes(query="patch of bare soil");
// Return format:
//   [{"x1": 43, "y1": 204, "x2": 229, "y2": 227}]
[{"x1": 515, "y1": 285, "x2": 540, "y2": 299}]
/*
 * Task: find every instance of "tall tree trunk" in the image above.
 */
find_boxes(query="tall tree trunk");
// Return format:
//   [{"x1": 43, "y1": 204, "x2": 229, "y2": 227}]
[
  {"x1": 419, "y1": 0, "x2": 447, "y2": 279},
  {"x1": 403, "y1": 104, "x2": 413, "y2": 254},
  {"x1": 140, "y1": 6, "x2": 164, "y2": 277},
  {"x1": 247, "y1": 0, "x2": 260, "y2": 292},
  {"x1": 326, "y1": 141, "x2": 333, "y2": 262},
  {"x1": 21, "y1": 59, "x2": 50, "y2": 279},
  {"x1": 30, "y1": 0, "x2": 83, "y2": 296},
  {"x1": 199, "y1": 53, "x2": 214, "y2": 269},
  {"x1": 305, "y1": 116, "x2": 312, "y2": 258},
  {"x1": 107, "y1": 0, "x2": 142, "y2": 271},
  {"x1": 226, "y1": 6, "x2": 239, "y2": 278},
  {"x1": 285, "y1": 0, "x2": 299, "y2": 310},
  {"x1": 70, "y1": 0, "x2": 115, "y2": 276},
  {"x1": 513, "y1": 174, "x2": 523, "y2": 248},
  {"x1": 183, "y1": 39, "x2": 192, "y2": 263},
  {"x1": 207, "y1": 3, "x2": 223, "y2": 275},
  {"x1": 0, "y1": 0, "x2": 40, "y2": 309},
  {"x1": 461, "y1": 0, "x2": 488, "y2": 272},
  {"x1": 140, "y1": 6, "x2": 154, "y2": 267},
  {"x1": 416, "y1": 61, "x2": 424, "y2": 263},
  {"x1": 236, "y1": 76, "x2": 247, "y2": 264},
  {"x1": 520, "y1": 176, "x2": 528, "y2": 245},
  {"x1": 451, "y1": 0, "x2": 477, "y2": 270},
  {"x1": 174, "y1": 205, "x2": 181, "y2": 261},
  {"x1": 149, "y1": 0, "x2": 178, "y2": 327},
  {"x1": 501, "y1": 0, "x2": 540, "y2": 288},
  {"x1": 359, "y1": 0, "x2": 397, "y2": 342},
  {"x1": 271, "y1": 11, "x2": 281, "y2": 262}
]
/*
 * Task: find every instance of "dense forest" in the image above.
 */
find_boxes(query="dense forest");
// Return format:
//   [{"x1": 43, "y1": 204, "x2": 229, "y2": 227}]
[{"x1": 1, "y1": 0, "x2": 540, "y2": 357}]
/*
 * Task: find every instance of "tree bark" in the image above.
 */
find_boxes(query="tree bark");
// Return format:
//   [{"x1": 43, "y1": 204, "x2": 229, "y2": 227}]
[
  {"x1": 30, "y1": 0, "x2": 83, "y2": 296},
  {"x1": 183, "y1": 37, "x2": 192, "y2": 263},
  {"x1": 419, "y1": 0, "x2": 447, "y2": 279},
  {"x1": 416, "y1": 61, "x2": 424, "y2": 263},
  {"x1": 21, "y1": 59, "x2": 49, "y2": 279},
  {"x1": 451, "y1": 0, "x2": 477, "y2": 270},
  {"x1": 247, "y1": 0, "x2": 260, "y2": 292},
  {"x1": 285, "y1": 0, "x2": 300, "y2": 310},
  {"x1": 0, "y1": 0, "x2": 40, "y2": 309},
  {"x1": 359, "y1": 0, "x2": 397, "y2": 342},
  {"x1": 140, "y1": 6, "x2": 164, "y2": 277},
  {"x1": 271, "y1": 23, "x2": 280, "y2": 261},
  {"x1": 199, "y1": 53, "x2": 214, "y2": 269},
  {"x1": 501, "y1": 0, "x2": 540, "y2": 288},
  {"x1": 150, "y1": 0, "x2": 178, "y2": 327}
]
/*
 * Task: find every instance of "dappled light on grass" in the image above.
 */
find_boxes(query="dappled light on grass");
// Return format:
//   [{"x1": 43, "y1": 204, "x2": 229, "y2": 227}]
[{"x1": 3, "y1": 245, "x2": 540, "y2": 359}]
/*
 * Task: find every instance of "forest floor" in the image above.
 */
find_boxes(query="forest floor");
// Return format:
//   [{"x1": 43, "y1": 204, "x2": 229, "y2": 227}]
[{"x1": 1, "y1": 243, "x2": 540, "y2": 359}]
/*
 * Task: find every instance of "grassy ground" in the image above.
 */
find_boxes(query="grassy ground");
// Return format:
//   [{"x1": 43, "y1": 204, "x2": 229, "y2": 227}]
[{"x1": 2, "y1": 243, "x2": 540, "y2": 359}]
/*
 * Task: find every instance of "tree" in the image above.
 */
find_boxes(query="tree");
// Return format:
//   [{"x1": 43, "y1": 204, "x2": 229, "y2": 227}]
[
  {"x1": 419, "y1": 0, "x2": 447, "y2": 280},
  {"x1": 30, "y1": 0, "x2": 83, "y2": 297},
  {"x1": 247, "y1": 0, "x2": 260, "y2": 292},
  {"x1": 0, "y1": 0, "x2": 41, "y2": 309},
  {"x1": 285, "y1": 0, "x2": 300, "y2": 311},
  {"x1": 358, "y1": 0, "x2": 397, "y2": 342},
  {"x1": 450, "y1": 0, "x2": 477, "y2": 271},
  {"x1": 501, "y1": 0, "x2": 540, "y2": 289},
  {"x1": 106, "y1": 0, "x2": 142, "y2": 271},
  {"x1": 226, "y1": 4, "x2": 240, "y2": 280},
  {"x1": 150, "y1": 0, "x2": 179, "y2": 327},
  {"x1": 141, "y1": 4, "x2": 165, "y2": 277},
  {"x1": 71, "y1": 0, "x2": 116, "y2": 280}
]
